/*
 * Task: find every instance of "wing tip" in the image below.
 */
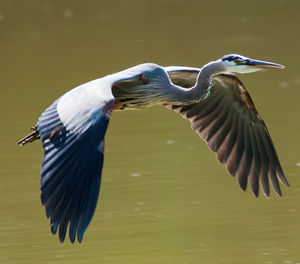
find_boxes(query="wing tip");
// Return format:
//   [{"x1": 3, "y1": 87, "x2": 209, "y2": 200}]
[
  {"x1": 78, "y1": 233, "x2": 84, "y2": 244},
  {"x1": 277, "y1": 171, "x2": 290, "y2": 187}
]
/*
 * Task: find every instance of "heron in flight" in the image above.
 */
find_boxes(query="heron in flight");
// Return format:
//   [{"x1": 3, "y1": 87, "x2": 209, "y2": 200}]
[{"x1": 18, "y1": 54, "x2": 289, "y2": 243}]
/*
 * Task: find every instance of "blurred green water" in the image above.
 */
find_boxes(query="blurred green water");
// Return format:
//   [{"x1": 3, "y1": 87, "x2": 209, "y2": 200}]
[{"x1": 1, "y1": 0, "x2": 300, "y2": 263}]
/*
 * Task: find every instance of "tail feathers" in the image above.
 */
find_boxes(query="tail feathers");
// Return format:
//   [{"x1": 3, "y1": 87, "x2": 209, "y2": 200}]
[{"x1": 18, "y1": 126, "x2": 40, "y2": 146}]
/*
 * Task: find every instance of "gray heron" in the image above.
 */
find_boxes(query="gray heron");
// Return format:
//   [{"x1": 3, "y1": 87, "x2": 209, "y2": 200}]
[{"x1": 18, "y1": 54, "x2": 289, "y2": 243}]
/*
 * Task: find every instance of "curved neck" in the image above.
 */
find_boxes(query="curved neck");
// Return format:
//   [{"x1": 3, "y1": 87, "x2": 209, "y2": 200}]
[{"x1": 169, "y1": 61, "x2": 226, "y2": 104}]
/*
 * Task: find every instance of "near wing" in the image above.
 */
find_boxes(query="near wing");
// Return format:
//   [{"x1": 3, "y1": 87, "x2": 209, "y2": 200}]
[
  {"x1": 37, "y1": 80, "x2": 114, "y2": 243},
  {"x1": 166, "y1": 69, "x2": 289, "y2": 197}
]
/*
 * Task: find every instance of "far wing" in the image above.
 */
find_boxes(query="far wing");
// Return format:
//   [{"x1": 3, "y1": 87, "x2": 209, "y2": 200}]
[
  {"x1": 167, "y1": 70, "x2": 289, "y2": 197},
  {"x1": 38, "y1": 79, "x2": 114, "y2": 243}
]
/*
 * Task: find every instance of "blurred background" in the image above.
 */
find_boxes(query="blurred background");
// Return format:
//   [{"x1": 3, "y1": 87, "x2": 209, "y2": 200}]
[{"x1": 1, "y1": 0, "x2": 300, "y2": 263}]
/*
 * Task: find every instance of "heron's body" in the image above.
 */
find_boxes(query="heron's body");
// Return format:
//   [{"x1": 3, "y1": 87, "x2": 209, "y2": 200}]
[{"x1": 18, "y1": 54, "x2": 289, "y2": 243}]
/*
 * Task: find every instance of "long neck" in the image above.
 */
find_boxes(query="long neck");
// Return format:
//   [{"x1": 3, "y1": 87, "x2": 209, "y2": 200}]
[{"x1": 168, "y1": 61, "x2": 226, "y2": 104}]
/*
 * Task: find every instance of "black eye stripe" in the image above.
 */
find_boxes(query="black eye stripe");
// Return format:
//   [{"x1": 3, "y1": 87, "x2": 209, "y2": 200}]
[
  {"x1": 221, "y1": 54, "x2": 248, "y2": 64},
  {"x1": 222, "y1": 55, "x2": 240, "y2": 62}
]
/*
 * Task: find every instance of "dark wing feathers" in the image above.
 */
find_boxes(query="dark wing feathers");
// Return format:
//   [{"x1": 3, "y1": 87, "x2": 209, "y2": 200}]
[
  {"x1": 168, "y1": 73, "x2": 288, "y2": 197},
  {"x1": 37, "y1": 99, "x2": 110, "y2": 243}
]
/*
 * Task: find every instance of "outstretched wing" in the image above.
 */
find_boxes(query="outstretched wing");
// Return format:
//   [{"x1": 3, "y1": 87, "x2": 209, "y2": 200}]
[
  {"x1": 38, "y1": 79, "x2": 114, "y2": 243},
  {"x1": 166, "y1": 69, "x2": 289, "y2": 197}
]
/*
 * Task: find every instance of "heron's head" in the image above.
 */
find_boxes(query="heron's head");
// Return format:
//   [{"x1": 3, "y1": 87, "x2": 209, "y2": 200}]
[{"x1": 219, "y1": 54, "x2": 285, "y2": 74}]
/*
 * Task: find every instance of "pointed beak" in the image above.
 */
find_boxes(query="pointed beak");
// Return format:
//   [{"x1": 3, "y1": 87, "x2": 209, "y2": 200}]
[{"x1": 246, "y1": 59, "x2": 285, "y2": 69}]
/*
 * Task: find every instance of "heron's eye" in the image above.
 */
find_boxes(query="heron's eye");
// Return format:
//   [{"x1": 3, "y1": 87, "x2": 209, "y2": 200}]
[{"x1": 234, "y1": 59, "x2": 241, "y2": 64}]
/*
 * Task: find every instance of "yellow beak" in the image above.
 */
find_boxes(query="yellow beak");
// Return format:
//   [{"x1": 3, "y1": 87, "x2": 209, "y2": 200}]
[{"x1": 246, "y1": 59, "x2": 285, "y2": 69}]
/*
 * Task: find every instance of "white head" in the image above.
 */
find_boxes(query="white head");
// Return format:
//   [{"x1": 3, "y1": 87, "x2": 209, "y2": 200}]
[{"x1": 219, "y1": 54, "x2": 285, "y2": 74}]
